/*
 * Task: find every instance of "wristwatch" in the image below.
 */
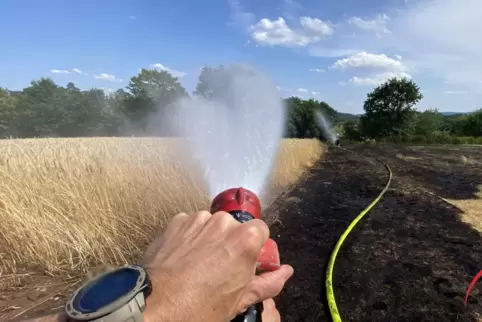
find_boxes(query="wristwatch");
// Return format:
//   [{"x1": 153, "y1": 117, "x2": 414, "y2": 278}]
[{"x1": 65, "y1": 264, "x2": 152, "y2": 321}]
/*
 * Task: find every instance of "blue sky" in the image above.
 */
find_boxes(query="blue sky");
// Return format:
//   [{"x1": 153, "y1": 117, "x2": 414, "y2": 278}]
[{"x1": 1, "y1": 0, "x2": 480, "y2": 114}]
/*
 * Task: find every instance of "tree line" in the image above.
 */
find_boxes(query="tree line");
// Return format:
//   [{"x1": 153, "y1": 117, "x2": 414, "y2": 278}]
[
  {"x1": 0, "y1": 65, "x2": 480, "y2": 143},
  {"x1": 343, "y1": 78, "x2": 482, "y2": 144}
]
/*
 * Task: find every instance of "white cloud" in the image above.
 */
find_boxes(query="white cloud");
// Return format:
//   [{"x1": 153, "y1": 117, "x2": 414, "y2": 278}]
[
  {"x1": 311, "y1": 91, "x2": 321, "y2": 95},
  {"x1": 331, "y1": 52, "x2": 411, "y2": 87},
  {"x1": 444, "y1": 90, "x2": 469, "y2": 95},
  {"x1": 228, "y1": 0, "x2": 481, "y2": 112},
  {"x1": 276, "y1": 85, "x2": 292, "y2": 92},
  {"x1": 150, "y1": 63, "x2": 186, "y2": 78},
  {"x1": 250, "y1": 18, "x2": 311, "y2": 46},
  {"x1": 250, "y1": 16, "x2": 333, "y2": 47},
  {"x1": 309, "y1": 68, "x2": 325, "y2": 72},
  {"x1": 51, "y1": 69, "x2": 70, "y2": 74},
  {"x1": 299, "y1": 17, "x2": 334, "y2": 36},
  {"x1": 72, "y1": 68, "x2": 89, "y2": 75},
  {"x1": 349, "y1": 71, "x2": 411, "y2": 86},
  {"x1": 94, "y1": 73, "x2": 122, "y2": 82},
  {"x1": 129, "y1": 15, "x2": 136, "y2": 20},
  {"x1": 297, "y1": 87, "x2": 308, "y2": 92},
  {"x1": 300, "y1": 0, "x2": 482, "y2": 111},
  {"x1": 50, "y1": 68, "x2": 89, "y2": 75},
  {"x1": 308, "y1": 47, "x2": 362, "y2": 58},
  {"x1": 347, "y1": 14, "x2": 391, "y2": 37},
  {"x1": 331, "y1": 52, "x2": 408, "y2": 72},
  {"x1": 388, "y1": 0, "x2": 482, "y2": 93}
]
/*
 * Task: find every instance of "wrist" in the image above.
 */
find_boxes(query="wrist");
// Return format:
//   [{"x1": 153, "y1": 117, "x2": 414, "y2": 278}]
[
  {"x1": 143, "y1": 268, "x2": 177, "y2": 322},
  {"x1": 143, "y1": 293, "x2": 161, "y2": 322}
]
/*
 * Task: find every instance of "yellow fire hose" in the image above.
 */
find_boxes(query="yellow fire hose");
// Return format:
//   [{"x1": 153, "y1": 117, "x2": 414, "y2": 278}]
[{"x1": 325, "y1": 147, "x2": 393, "y2": 322}]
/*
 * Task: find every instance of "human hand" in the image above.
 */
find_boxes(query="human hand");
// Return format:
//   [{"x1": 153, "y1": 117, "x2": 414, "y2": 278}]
[{"x1": 140, "y1": 210, "x2": 293, "y2": 322}]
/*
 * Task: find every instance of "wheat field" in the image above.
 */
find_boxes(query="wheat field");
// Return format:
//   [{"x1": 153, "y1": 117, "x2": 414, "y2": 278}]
[{"x1": 0, "y1": 138, "x2": 324, "y2": 276}]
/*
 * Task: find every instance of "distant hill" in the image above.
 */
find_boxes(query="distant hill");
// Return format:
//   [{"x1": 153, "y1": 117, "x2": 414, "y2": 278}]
[
  {"x1": 441, "y1": 112, "x2": 465, "y2": 116},
  {"x1": 7, "y1": 90, "x2": 22, "y2": 97},
  {"x1": 335, "y1": 112, "x2": 359, "y2": 122},
  {"x1": 334, "y1": 111, "x2": 467, "y2": 121}
]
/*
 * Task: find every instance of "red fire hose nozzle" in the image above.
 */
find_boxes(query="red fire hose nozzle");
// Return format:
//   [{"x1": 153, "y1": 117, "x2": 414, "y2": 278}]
[
  {"x1": 211, "y1": 187, "x2": 281, "y2": 321},
  {"x1": 210, "y1": 187, "x2": 281, "y2": 272}
]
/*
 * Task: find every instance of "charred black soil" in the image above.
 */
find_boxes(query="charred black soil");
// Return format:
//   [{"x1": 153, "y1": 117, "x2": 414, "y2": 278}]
[{"x1": 266, "y1": 144, "x2": 482, "y2": 321}]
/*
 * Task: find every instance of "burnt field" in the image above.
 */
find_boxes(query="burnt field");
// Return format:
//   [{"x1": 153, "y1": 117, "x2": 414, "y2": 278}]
[{"x1": 266, "y1": 144, "x2": 482, "y2": 321}]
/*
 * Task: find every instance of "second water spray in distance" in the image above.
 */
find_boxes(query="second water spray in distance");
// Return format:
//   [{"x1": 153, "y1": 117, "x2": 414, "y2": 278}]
[{"x1": 315, "y1": 109, "x2": 338, "y2": 144}]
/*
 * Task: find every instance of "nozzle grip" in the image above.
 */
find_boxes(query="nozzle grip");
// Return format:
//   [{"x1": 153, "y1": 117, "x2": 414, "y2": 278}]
[
  {"x1": 227, "y1": 211, "x2": 280, "y2": 322},
  {"x1": 232, "y1": 302, "x2": 263, "y2": 322},
  {"x1": 257, "y1": 238, "x2": 281, "y2": 272}
]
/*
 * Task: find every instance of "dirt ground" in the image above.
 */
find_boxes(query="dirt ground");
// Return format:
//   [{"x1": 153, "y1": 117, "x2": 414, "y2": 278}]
[
  {"x1": 1, "y1": 144, "x2": 481, "y2": 321},
  {"x1": 266, "y1": 144, "x2": 482, "y2": 321}
]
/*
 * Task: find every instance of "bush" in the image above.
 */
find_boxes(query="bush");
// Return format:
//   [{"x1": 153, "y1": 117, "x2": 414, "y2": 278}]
[
  {"x1": 371, "y1": 132, "x2": 481, "y2": 145},
  {"x1": 342, "y1": 120, "x2": 363, "y2": 141},
  {"x1": 450, "y1": 136, "x2": 464, "y2": 144},
  {"x1": 411, "y1": 135, "x2": 427, "y2": 144},
  {"x1": 430, "y1": 131, "x2": 453, "y2": 144}
]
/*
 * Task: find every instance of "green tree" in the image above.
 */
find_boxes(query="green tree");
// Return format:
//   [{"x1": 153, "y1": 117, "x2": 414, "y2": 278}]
[
  {"x1": 0, "y1": 88, "x2": 18, "y2": 137},
  {"x1": 103, "y1": 89, "x2": 130, "y2": 135},
  {"x1": 285, "y1": 97, "x2": 337, "y2": 138},
  {"x1": 413, "y1": 109, "x2": 444, "y2": 136},
  {"x1": 360, "y1": 77, "x2": 423, "y2": 138},
  {"x1": 342, "y1": 120, "x2": 363, "y2": 141},
  {"x1": 13, "y1": 78, "x2": 66, "y2": 137},
  {"x1": 193, "y1": 64, "x2": 259, "y2": 103},
  {"x1": 54, "y1": 82, "x2": 111, "y2": 137},
  {"x1": 455, "y1": 109, "x2": 482, "y2": 137},
  {"x1": 123, "y1": 68, "x2": 188, "y2": 133},
  {"x1": 194, "y1": 66, "x2": 228, "y2": 99}
]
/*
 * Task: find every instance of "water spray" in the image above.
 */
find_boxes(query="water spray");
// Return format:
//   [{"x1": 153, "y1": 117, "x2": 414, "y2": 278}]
[
  {"x1": 169, "y1": 64, "x2": 286, "y2": 321},
  {"x1": 315, "y1": 109, "x2": 340, "y2": 146}
]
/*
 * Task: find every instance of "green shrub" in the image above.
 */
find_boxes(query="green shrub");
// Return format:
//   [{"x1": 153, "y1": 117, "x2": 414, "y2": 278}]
[
  {"x1": 450, "y1": 136, "x2": 464, "y2": 144},
  {"x1": 353, "y1": 132, "x2": 481, "y2": 145},
  {"x1": 411, "y1": 135, "x2": 427, "y2": 144}
]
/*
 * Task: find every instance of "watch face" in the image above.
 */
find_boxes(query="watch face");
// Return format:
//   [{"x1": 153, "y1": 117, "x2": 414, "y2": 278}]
[{"x1": 73, "y1": 267, "x2": 141, "y2": 313}]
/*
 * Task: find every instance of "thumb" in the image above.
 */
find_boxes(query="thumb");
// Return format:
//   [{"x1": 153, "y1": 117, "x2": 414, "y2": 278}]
[{"x1": 240, "y1": 265, "x2": 294, "y2": 310}]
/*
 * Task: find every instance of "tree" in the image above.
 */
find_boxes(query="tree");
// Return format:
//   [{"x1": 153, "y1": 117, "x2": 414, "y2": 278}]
[
  {"x1": 123, "y1": 68, "x2": 188, "y2": 133},
  {"x1": 455, "y1": 109, "x2": 482, "y2": 137},
  {"x1": 193, "y1": 64, "x2": 259, "y2": 103},
  {"x1": 193, "y1": 66, "x2": 228, "y2": 100},
  {"x1": 1, "y1": 68, "x2": 479, "y2": 142},
  {"x1": 342, "y1": 120, "x2": 363, "y2": 141},
  {"x1": 13, "y1": 78, "x2": 66, "y2": 137},
  {"x1": 0, "y1": 88, "x2": 18, "y2": 137},
  {"x1": 285, "y1": 97, "x2": 337, "y2": 138},
  {"x1": 413, "y1": 109, "x2": 444, "y2": 136},
  {"x1": 360, "y1": 77, "x2": 423, "y2": 139},
  {"x1": 103, "y1": 89, "x2": 130, "y2": 135}
]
